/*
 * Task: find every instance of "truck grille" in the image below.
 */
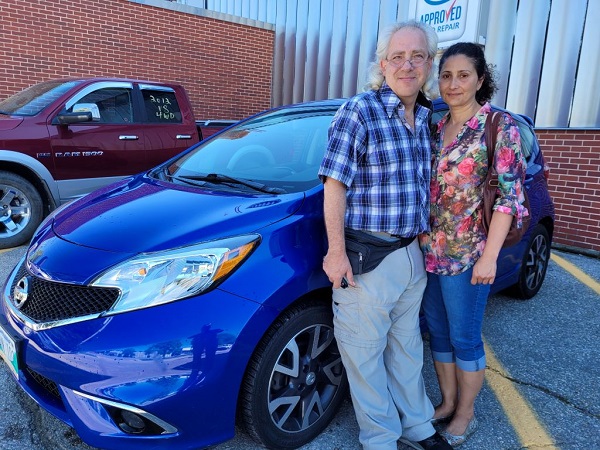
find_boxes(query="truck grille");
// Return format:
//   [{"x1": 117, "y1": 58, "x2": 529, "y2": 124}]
[{"x1": 10, "y1": 261, "x2": 120, "y2": 323}]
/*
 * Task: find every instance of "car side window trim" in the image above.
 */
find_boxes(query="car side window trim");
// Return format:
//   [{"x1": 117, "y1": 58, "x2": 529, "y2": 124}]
[
  {"x1": 138, "y1": 84, "x2": 175, "y2": 93},
  {"x1": 64, "y1": 82, "x2": 134, "y2": 111}
]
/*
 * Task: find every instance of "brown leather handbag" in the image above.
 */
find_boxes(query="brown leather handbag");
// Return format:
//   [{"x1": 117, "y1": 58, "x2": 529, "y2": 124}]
[{"x1": 482, "y1": 112, "x2": 531, "y2": 247}]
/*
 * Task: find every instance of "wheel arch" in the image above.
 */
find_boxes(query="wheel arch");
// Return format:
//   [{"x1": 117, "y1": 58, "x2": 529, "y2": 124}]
[
  {"x1": 0, "y1": 151, "x2": 59, "y2": 215},
  {"x1": 234, "y1": 286, "x2": 334, "y2": 416},
  {"x1": 538, "y1": 215, "x2": 554, "y2": 242},
  {"x1": 234, "y1": 286, "x2": 345, "y2": 448}
]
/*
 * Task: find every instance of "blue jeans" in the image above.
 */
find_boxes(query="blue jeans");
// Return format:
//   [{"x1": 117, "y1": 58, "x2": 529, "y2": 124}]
[{"x1": 422, "y1": 267, "x2": 490, "y2": 372}]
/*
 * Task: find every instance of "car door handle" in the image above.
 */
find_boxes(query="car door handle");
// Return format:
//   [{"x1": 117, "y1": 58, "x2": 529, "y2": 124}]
[
  {"x1": 119, "y1": 135, "x2": 139, "y2": 140},
  {"x1": 176, "y1": 134, "x2": 192, "y2": 139}
]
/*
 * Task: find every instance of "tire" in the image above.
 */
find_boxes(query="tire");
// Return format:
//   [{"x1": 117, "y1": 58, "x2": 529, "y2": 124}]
[
  {"x1": 0, "y1": 171, "x2": 44, "y2": 249},
  {"x1": 240, "y1": 301, "x2": 348, "y2": 449},
  {"x1": 509, "y1": 224, "x2": 551, "y2": 299}
]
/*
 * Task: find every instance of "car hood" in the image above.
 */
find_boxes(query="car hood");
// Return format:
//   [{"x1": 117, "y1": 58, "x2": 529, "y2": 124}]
[
  {"x1": 52, "y1": 175, "x2": 305, "y2": 253},
  {"x1": 0, "y1": 116, "x2": 24, "y2": 130}
]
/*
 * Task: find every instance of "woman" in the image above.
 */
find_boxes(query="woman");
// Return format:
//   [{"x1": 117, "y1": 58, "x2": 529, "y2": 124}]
[{"x1": 419, "y1": 42, "x2": 528, "y2": 446}]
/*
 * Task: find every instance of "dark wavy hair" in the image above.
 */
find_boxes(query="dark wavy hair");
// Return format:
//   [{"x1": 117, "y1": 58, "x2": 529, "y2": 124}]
[{"x1": 438, "y1": 42, "x2": 498, "y2": 104}]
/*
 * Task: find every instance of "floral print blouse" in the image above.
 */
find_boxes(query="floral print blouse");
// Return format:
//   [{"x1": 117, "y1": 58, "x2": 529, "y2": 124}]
[{"x1": 419, "y1": 102, "x2": 528, "y2": 276}]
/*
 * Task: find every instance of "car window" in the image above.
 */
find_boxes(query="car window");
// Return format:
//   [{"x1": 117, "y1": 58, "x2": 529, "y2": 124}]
[
  {"x1": 515, "y1": 122, "x2": 533, "y2": 159},
  {"x1": 66, "y1": 87, "x2": 134, "y2": 124},
  {"x1": 141, "y1": 88, "x2": 182, "y2": 123},
  {"x1": 165, "y1": 107, "x2": 336, "y2": 193},
  {"x1": 514, "y1": 120, "x2": 543, "y2": 177}
]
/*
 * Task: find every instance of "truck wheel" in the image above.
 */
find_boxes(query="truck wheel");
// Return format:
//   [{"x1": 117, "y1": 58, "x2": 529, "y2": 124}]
[
  {"x1": 0, "y1": 171, "x2": 43, "y2": 249},
  {"x1": 240, "y1": 301, "x2": 348, "y2": 449}
]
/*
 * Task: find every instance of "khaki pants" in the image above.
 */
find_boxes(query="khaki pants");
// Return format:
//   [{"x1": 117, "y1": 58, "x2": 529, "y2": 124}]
[{"x1": 332, "y1": 240, "x2": 434, "y2": 449}]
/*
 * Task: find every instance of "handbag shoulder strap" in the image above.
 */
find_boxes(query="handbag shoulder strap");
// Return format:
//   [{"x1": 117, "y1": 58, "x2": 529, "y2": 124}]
[
  {"x1": 484, "y1": 111, "x2": 503, "y2": 192},
  {"x1": 484, "y1": 111, "x2": 502, "y2": 169}
]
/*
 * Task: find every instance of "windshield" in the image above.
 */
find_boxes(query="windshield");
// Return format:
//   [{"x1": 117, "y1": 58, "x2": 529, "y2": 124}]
[
  {"x1": 0, "y1": 80, "x2": 83, "y2": 116},
  {"x1": 161, "y1": 105, "x2": 337, "y2": 194}
]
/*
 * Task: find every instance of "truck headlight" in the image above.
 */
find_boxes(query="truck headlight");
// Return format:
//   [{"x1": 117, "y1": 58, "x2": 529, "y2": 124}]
[{"x1": 93, "y1": 235, "x2": 260, "y2": 314}]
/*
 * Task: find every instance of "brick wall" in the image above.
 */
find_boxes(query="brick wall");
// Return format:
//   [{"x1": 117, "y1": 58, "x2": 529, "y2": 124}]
[
  {"x1": 1, "y1": 1, "x2": 599, "y2": 255},
  {"x1": 536, "y1": 129, "x2": 600, "y2": 255},
  {"x1": 0, "y1": 0, "x2": 273, "y2": 120}
]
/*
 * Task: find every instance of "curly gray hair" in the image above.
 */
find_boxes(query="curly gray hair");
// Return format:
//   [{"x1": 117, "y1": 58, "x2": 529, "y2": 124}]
[{"x1": 364, "y1": 20, "x2": 439, "y2": 98}]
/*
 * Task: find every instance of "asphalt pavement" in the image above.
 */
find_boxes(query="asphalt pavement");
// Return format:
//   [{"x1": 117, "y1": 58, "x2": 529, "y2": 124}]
[{"x1": 0, "y1": 245, "x2": 599, "y2": 450}]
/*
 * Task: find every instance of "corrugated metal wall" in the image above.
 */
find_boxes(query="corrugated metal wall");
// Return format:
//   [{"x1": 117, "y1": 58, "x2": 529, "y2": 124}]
[{"x1": 176, "y1": 0, "x2": 599, "y2": 128}]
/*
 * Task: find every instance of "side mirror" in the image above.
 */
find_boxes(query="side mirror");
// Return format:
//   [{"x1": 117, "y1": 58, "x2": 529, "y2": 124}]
[{"x1": 52, "y1": 111, "x2": 93, "y2": 125}]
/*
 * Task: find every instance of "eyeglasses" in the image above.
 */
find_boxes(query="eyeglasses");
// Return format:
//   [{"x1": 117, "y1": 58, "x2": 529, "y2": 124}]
[{"x1": 386, "y1": 54, "x2": 429, "y2": 68}]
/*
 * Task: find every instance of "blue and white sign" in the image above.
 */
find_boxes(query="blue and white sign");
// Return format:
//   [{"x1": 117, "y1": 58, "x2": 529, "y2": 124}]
[{"x1": 410, "y1": 0, "x2": 486, "y2": 47}]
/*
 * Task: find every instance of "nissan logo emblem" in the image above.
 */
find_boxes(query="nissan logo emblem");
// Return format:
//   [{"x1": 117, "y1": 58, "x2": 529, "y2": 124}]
[{"x1": 13, "y1": 276, "x2": 30, "y2": 309}]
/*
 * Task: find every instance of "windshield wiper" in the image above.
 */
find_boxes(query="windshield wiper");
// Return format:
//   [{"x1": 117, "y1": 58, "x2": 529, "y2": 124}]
[
  {"x1": 0, "y1": 109, "x2": 12, "y2": 115},
  {"x1": 189, "y1": 173, "x2": 287, "y2": 194},
  {"x1": 166, "y1": 171, "x2": 286, "y2": 194}
]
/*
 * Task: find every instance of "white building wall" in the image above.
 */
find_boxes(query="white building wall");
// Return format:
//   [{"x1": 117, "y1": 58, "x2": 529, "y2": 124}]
[
  {"x1": 485, "y1": 0, "x2": 519, "y2": 108},
  {"x1": 177, "y1": 0, "x2": 599, "y2": 128},
  {"x1": 503, "y1": 0, "x2": 550, "y2": 121},
  {"x1": 535, "y1": 0, "x2": 587, "y2": 127},
  {"x1": 569, "y1": 0, "x2": 600, "y2": 127}
]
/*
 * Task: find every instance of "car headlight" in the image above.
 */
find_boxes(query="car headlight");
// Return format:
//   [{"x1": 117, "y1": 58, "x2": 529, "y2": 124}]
[{"x1": 93, "y1": 234, "x2": 260, "y2": 314}]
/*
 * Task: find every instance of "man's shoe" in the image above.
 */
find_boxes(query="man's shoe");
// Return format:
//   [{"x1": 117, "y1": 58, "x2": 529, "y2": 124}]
[{"x1": 399, "y1": 431, "x2": 452, "y2": 450}]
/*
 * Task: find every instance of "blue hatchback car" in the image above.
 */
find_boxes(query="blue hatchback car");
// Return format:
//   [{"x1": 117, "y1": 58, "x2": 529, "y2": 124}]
[{"x1": 0, "y1": 99, "x2": 554, "y2": 450}]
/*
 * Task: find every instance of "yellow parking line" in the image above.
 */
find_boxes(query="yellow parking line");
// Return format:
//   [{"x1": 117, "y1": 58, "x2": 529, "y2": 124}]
[
  {"x1": 484, "y1": 339, "x2": 558, "y2": 449},
  {"x1": 482, "y1": 250, "x2": 598, "y2": 448},
  {"x1": 551, "y1": 253, "x2": 600, "y2": 295}
]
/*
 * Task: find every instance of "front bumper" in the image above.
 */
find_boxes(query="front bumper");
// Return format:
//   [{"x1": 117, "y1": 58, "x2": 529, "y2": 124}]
[{"x1": 1, "y1": 258, "x2": 271, "y2": 450}]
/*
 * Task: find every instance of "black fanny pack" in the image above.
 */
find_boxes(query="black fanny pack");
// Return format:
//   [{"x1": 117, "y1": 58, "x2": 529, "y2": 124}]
[{"x1": 344, "y1": 228, "x2": 415, "y2": 275}]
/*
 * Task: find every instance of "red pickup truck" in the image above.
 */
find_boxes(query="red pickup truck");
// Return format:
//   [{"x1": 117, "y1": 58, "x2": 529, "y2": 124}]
[{"x1": 0, "y1": 78, "x2": 234, "y2": 248}]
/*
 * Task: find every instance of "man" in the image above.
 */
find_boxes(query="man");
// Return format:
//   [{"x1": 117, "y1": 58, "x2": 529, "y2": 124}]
[{"x1": 318, "y1": 21, "x2": 451, "y2": 450}]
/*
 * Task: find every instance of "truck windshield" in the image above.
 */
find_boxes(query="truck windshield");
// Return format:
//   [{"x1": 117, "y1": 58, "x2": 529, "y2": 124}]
[{"x1": 0, "y1": 80, "x2": 83, "y2": 116}]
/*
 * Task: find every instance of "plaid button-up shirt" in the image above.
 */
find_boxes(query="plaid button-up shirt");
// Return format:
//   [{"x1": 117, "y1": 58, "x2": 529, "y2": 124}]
[{"x1": 319, "y1": 83, "x2": 432, "y2": 237}]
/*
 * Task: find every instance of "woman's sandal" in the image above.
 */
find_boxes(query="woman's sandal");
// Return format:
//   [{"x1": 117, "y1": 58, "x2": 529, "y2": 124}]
[{"x1": 440, "y1": 416, "x2": 478, "y2": 446}]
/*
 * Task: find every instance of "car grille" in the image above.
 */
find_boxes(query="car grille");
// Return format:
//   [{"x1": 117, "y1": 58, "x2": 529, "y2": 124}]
[
  {"x1": 9, "y1": 261, "x2": 120, "y2": 323},
  {"x1": 26, "y1": 367, "x2": 62, "y2": 401}
]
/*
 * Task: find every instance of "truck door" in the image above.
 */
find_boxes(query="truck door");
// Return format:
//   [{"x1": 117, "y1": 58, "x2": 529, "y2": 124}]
[
  {"x1": 138, "y1": 84, "x2": 200, "y2": 168},
  {"x1": 48, "y1": 81, "x2": 146, "y2": 201}
]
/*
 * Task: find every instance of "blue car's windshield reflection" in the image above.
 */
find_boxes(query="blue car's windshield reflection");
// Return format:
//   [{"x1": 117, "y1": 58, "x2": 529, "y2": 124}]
[{"x1": 162, "y1": 108, "x2": 336, "y2": 194}]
